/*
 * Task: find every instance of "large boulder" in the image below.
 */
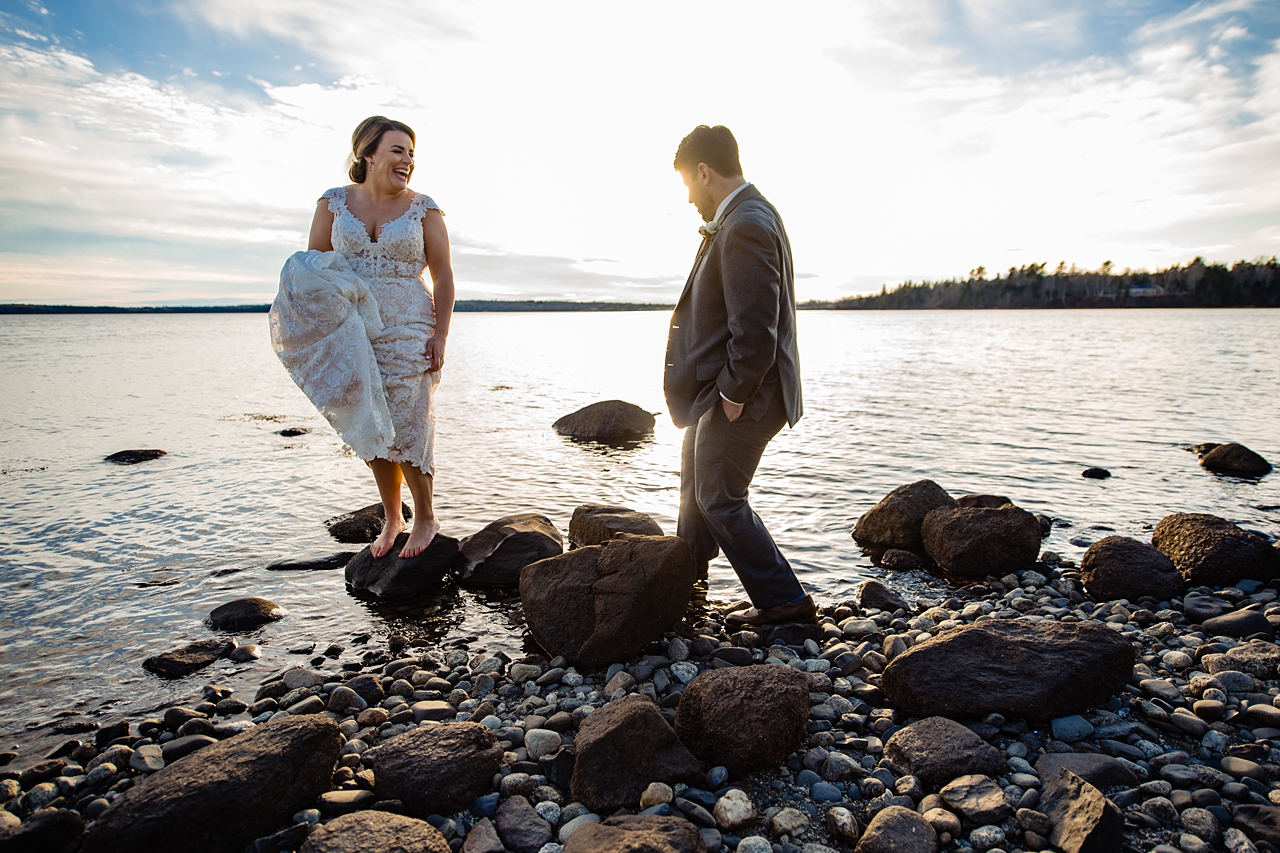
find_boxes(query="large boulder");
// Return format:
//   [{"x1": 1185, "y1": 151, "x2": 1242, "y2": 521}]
[
  {"x1": 855, "y1": 806, "x2": 938, "y2": 853},
  {"x1": 553, "y1": 401, "x2": 655, "y2": 441},
  {"x1": 207, "y1": 598, "x2": 285, "y2": 631},
  {"x1": 921, "y1": 505, "x2": 1042, "y2": 577},
  {"x1": 520, "y1": 534, "x2": 696, "y2": 669},
  {"x1": 1234, "y1": 806, "x2": 1280, "y2": 848},
  {"x1": 142, "y1": 639, "x2": 233, "y2": 679},
  {"x1": 344, "y1": 533, "x2": 460, "y2": 598},
  {"x1": 82, "y1": 715, "x2": 342, "y2": 853},
  {"x1": 324, "y1": 502, "x2": 412, "y2": 544},
  {"x1": 1040, "y1": 769, "x2": 1124, "y2": 853},
  {"x1": 1152, "y1": 513, "x2": 1277, "y2": 586},
  {"x1": 454, "y1": 514, "x2": 563, "y2": 588},
  {"x1": 298, "y1": 811, "x2": 450, "y2": 853},
  {"x1": 673, "y1": 665, "x2": 809, "y2": 776},
  {"x1": 881, "y1": 620, "x2": 1134, "y2": 721},
  {"x1": 1197, "y1": 443, "x2": 1272, "y2": 478},
  {"x1": 563, "y1": 815, "x2": 707, "y2": 853},
  {"x1": 852, "y1": 480, "x2": 957, "y2": 554},
  {"x1": 1080, "y1": 536, "x2": 1185, "y2": 602},
  {"x1": 0, "y1": 810, "x2": 85, "y2": 853},
  {"x1": 884, "y1": 717, "x2": 1006, "y2": 787},
  {"x1": 569, "y1": 504, "x2": 664, "y2": 547},
  {"x1": 374, "y1": 722, "x2": 503, "y2": 818},
  {"x1": 572, "y1": 695, "x2": 703, "y2": 812}
]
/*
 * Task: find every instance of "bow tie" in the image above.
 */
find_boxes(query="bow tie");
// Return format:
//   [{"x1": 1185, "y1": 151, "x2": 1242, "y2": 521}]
[{"x1": 698, "y1": 221, "x2": 721, "y2": 239}]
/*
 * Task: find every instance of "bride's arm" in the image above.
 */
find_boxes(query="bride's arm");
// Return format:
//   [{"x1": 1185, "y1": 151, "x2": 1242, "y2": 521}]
[
  {"x1": 423, "y1": 210, "x2": 455, "y2": 370},
  {"x1": 307, "y1": 199, "x2": 335, "y2": 252}
]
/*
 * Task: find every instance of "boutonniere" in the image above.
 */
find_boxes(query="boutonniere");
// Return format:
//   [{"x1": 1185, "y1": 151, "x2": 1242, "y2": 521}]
[{"x1": 698, "y1": 221, "x2": 721, "y2": 240}]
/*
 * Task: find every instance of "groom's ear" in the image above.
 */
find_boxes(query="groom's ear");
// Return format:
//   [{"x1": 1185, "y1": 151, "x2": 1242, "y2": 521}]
[{"x1": 696, "y1": 163, "x2": 714, "y2": 186}]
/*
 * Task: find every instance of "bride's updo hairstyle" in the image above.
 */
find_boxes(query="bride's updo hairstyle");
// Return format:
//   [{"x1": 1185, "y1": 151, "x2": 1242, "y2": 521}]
[{"x1": 348, "y1": 116, "x2": 416, "y2": 183}]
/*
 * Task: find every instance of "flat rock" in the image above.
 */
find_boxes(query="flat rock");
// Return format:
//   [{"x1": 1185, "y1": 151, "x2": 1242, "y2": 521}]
[
  {"x1": 881, "y1": 619, "x2": 1134, "y2": 721},
  {"x1": 1040, "y1": 768, "x2": 1124, "y2": 853},
  {"x1": 208, "y1": 597, "x2": 285, "y2": 631},
  {"x1": 884, "y1": 716, "x2": 1006, "y2": 787},
  {"x1": 1198, "y1": 443, "x2": 1272, "y2": 478},
  {"x1": 1033, "y1": 753, "x2": 1140, "y2": 789},
  {"x1": 298, "y1": 811, "x2": 450, "y2": 853},
  {"x1": 1203, "y1": 610, "x2": 1274, "y2": 639},
  {"x1": 939, "y1": 775, "x2": 1012, "y2": 826},
  {"x1": 454, "y1": 513, "x2": 563, "y2": 588},
  {"x1": 553, "y1": 400, "x2": 656, "y2": 441},
  {"x1": 1152, "y1": 513, "x2": 1278, "y2": 587},
  {"x1": 1081, "y1": 536, "x2": 1185, "y2": 602},
  {"x1": 521, "y1": 534, "x2": 696, "y2": 669},
  {"x1": 142, "y1": 639, "x2": 233, "y2": 679},
  {"x1": 344, "y1": 532, "x2": 460, "y2": 598},
  {"x1": 853, "y1": 480, "x2": 958, "y2": 554},
  {"x1": 105, "y1": 449, "x2": 167, "y2": 464},
  {"x1": 324, "y1": 502, "x2": 412, "y2": 544},
  {"x1": 266, "y1": 552, "x2": 357, "y2": 571},
  {"x1": 572, "y1": 695, "x2": 703, "y2": 812},
  {"x1": 562, "y1": 814, "x2": 707, "y2": 853},
  {"x1": 674, "y1": 665, "x2": 810, "y2": 776},
  {"x1": 374, "y1": 722, "x2": 503, "y2": 818},
  {"x1": 1184, "y1": 594, "x2": 1237, "y2": 622},
  {"x1": 568, "y1": 504, "x2": 664, "y2": 547},
  {"x1": 1212, "y1": 641, "x2": 1280, "y2": 679},
  {"x1": 82, "y1": 715, "x2": 341, "y2": 853},
  {"x1": 921, "y1": 505, "x2": 1043, "y2": 577},
  {"x1": 855, "y1": 579, "x2": 911, "y2": 614}
]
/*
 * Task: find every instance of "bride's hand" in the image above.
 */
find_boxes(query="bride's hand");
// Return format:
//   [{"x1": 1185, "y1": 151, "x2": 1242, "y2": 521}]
[{"x1": 426, "y1": 334, "x2": 446, "y2": 371}]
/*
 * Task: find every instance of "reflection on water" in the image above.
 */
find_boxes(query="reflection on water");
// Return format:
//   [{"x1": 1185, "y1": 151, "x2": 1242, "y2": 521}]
[{"x1": 0, "y1": 309, "x2": 1278, "y2": 746}]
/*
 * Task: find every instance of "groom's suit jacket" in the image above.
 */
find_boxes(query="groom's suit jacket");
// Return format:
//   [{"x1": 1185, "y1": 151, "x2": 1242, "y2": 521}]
[{"x1": 664, "y1": 185, "x2": 803, "y2": 430}]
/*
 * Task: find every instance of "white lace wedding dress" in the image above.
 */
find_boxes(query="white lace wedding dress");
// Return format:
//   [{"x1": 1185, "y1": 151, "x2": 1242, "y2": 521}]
[{"x1": 270, "y1": 188, "x2": 442, "y2": 473}]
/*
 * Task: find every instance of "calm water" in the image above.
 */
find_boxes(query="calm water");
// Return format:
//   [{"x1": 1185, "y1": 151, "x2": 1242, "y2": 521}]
[{"x1": 1, "y1": 309, "x2": 1278, "y2": 749}]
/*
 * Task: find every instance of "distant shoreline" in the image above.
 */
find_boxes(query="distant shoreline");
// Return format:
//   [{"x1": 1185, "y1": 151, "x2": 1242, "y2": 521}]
[{"x1": 0, "y1": 301, "x2": 676, "y2": 314}]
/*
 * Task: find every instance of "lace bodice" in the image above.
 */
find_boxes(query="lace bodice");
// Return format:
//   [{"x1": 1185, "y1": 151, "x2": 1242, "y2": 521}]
[{"x1": 322, "y1": 187, "x2": 442, "y2": 281}]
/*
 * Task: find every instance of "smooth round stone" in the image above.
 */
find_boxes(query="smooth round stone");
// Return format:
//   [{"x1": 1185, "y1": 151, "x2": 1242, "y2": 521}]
[
  {"x1": 707, "y1": 766, "x2": 729, "y2": 788},
  {"x1": 671, "y1": 662, "x2": 699, "y2": 684},
  {"x1": 524, "y1": 729, "x2": 562, "y2": 761},
  {"x1": 535, "y1": 800, "x2": 561, "y2": 825},
  {"x1": 969, "y1": 825, "x2": 1007, "y2": 852},
  {"x1": 736, "y1": 838, "x2": 773, "y2": 853},
  {"x1": 558, "y1": 813, "x2": 601, "y2": 843},
  {"x1": 1221, "y1": 756, "x2": 1267, "y2": 781},
  {"x1": 640, "y1": 782, "x2": 673, "y2": 809},
  {"x1": 1161, "y1": 765, "x2": 1200, "y2": 788},
  {"x1": 1179, "y1": 834, "x2": 1212, "y2": 853},
  {"x1": 1194, "y1": 700, "x2": 1226, "y2": 721},
  {"x1": 471, "y1": 792, "x2": 500, "y2": 817},
  {"x1": 1050, "y1": 715, "x2": 1094, "y2": 742},
  {"x1": 811, "y1": 781, "x2": 843, "y2": 802}
]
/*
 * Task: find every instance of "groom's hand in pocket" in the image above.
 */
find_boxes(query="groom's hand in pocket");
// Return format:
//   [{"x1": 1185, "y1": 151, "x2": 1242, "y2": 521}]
[{"x1": 721, "y1": 398, "x2": 744, "y2": 422}]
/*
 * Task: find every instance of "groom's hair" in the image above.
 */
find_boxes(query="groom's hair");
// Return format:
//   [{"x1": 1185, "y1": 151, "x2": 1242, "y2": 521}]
[{"x1": 673, "y1": 125, "x2": 743, "y2": 177}]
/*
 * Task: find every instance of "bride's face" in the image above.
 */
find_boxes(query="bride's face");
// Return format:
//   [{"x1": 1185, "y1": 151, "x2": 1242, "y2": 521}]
[{"x1": 369, "y1": 131, "x2": 414, "y2": 190}]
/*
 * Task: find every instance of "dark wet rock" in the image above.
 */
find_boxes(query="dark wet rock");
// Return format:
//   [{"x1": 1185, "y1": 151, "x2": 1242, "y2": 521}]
[
  {"x1": 568, "y1": 504, "x2": 664, "y2": 547},
  {"x1": 277, "y1": 427, "x2": 311, "y2": 438},
  {"x1": 1203, "y1": 609, "x2": 1274, "y2": 639},
  {"x1": 298, "y1": 811, "x2": 449, "y2": 853},
  {"x1": 0, "y1": 809, "x2": 85, "y2": 853},
  {"x1": 956, "y1": 494, "x2": 1013, "y2": 508},
  {"x1": 142, "y1": 639, "x2": 234, "y2": 679},
  {"x1": 207, "y1": 597, "x2": 285, "y2": 631},
  {"x1": 344, "y1": 533, "x2": 460, "y2": 598},
  {"x1": 1198, "y1": 443, "x2": 1272, "y2": 478},
  {"x1": 884, "y1": 717, "x2": 1006, "y2": 787},
  {"x1": 105, "y1": 449, "x2": 167, "y2": 465},
  {"x1": 324, "y1": 502, "x2": 412, "y2": 544},
  {"x1": 879, "y1": 549, "x2": 927, "y2": 571},
  {"x1": 266, "y1": 552, "x2": 356, "y2": 571},
  {"x1": 562, "y1": 814, "x2": 707, "y2": 853},
  {"x1": 161, "y1": 734, "x2": 217, "y2": 763},
  {"x1": 573, "y1": 695, "x2": 703, "y2": 812},
  {"x1": 855, "y1": 579, "x2": 912, "y2": 614},
  {"x1": 674, "y1": 665, "x2": 809, "y2": 776},
  {"x1": 1152, "y1": 513, "x2": 1278, "y2": 586},
  {"x1": 494, "y1": 794, "x2": 553, "y2": 853},
  {"x1": 1033, "y1": 753, "x2": 1141, "y2": 790},
  {"x1": 1040, "y1": 769, "x2": 1124, "y2": 853},
  {"x1": 1234, "y1": 805, "x2": 1280, "y2": 847},
  {"x1": 1080, "y1": 536, "x2": 1185, "y2": 602},
  {"x1": 1082, "y1": 467, "x2": 1111, "y2": 479},
  {"x1": 1183, "y1": 594, "x2": 1236, "y2": 623},
  {"x1": 855, "y1": 805, "x2": 937, "y2": 853},
  {"x1": 374, "y1": 722, "x2": 503, "y2": 818},
  {"x1": 82, "y1": 715, "x2": 341, "y2": 853},
  {"x1": 521, "y1": 534, "x2": 696, "y2": 669},
  {"x1": 921, "y1": 505, "x2": 1042, "y2": 577},
  {"x1": 882, "y1": 620, "x2": 1134, "y2": 721},
  {"x1": 553, "y1": 400, "x2": 656, "y2": 441},
  {"x1": 454, "y1": 513, "x2": 563, "y2": 588},
  {"x1": 852, "y1": 480, "x2": 958, "y2": 554}
]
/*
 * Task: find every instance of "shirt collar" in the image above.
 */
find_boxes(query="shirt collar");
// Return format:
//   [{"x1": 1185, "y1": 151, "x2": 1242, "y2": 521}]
[{"x1": 709, "y1": 182, "x2": 752, "y2": 229}]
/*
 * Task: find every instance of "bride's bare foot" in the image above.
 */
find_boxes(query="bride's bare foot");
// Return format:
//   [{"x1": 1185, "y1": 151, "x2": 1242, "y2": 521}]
[
  {"x1": 399, "y1": 517, "x2": 441, "y2": 559},
  {"x1": 371, "y1": 518, "x2": 407, "y2": 559}
]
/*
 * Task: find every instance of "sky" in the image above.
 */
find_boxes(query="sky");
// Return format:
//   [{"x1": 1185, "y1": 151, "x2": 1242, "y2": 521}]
[{"x1": 1, "y1": 0, "x2": 1278, "y2": 305}]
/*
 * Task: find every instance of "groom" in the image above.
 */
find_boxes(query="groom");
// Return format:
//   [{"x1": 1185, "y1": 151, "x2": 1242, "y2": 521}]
[{"x1": 664, "y1": 125, "x2": 815, "y2": 628}]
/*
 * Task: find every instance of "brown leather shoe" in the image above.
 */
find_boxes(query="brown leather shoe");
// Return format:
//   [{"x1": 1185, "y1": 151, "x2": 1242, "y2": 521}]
[{"x1": 725, "y1": 594, "x2": 818, "y2": 628}]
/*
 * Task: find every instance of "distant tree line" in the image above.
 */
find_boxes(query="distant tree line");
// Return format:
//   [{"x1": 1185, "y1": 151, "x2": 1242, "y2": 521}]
[{"x1": 811, "y1": 257, "x2": 1280, "y2": 310}]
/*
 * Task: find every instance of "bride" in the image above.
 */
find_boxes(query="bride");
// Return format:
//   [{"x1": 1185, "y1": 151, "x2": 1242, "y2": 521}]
[{"x1": 276, "y1": 116, "x2": 455, "y2": 560}]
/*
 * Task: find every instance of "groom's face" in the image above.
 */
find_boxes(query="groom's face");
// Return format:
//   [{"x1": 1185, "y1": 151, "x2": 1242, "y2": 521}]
[{"x1": 680, "y1": 166, "x2": 716, "y2": 222}]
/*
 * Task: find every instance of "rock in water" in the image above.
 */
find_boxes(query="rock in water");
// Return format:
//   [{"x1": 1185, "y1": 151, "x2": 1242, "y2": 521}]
[
  {"x1": 673, "y1": 665, "x2": 809, "y2": 776},
  {"x1": 855, "y1": 579, "x2": 912, "y2": 614},
  {"x1": 920, "y1": 505, "x2": 1042, "y2": 577},
  {"x1": 344, "y1": 533, "x2": 459, "y2": 598},
  {"x1": 324, "y1": 502, "x2": 412, "y2": 544},
  {"x1": 568, "y1": 504, "x2": 664, "y2": 547},
  {"x1": 0, "y1": 809, "x2": 85, "y2": 853},
  {"x1": 374, "y1": 722, "x2": 503, "y2": 818},
  {"x1": 1040, "y1": 769, "x2": 1124, "y2": 853},
  {"x1": 572, "y1": 695, "x2": 703, "y2": 812},
  {"x1": 884, "y1": 717, "x2": 1006, "y2": 787},
  {"x1": 105, "y1": 449, "x2": 167, "y2": 464},
  {"x1": 266, "y1": 552, "x2": 357, "y2": 571},
  {"x1": 1198, "y1": 443, "x2": 1272, "y2": 478},
  {"x1": 956, "y1": 494, "x2": 1013, "y2": 508},
  {"x1": 454, "y1": 513, "x2": 563, "y2": 588},
  {"x1": 855, "y1": 806, "x2": 938, "y2": 853},
  {"x1": 207, "y1": 597, "x2": 286, "y2": 631},
  {"x1": 881, "y1": 620, "x2": 1134, "y2": 721},
  {"x1": 563, "y1": 815, "x2": 707, "y2": 853},
  {"x1": 298, "y1": 811, "x2": 450, "y2": 853},
  {"x1": 82, "y1": 715, "x2": 341, "y2": 853},
  {"x1": 520, "y1": 534, "x2": 696, "y2": 668},
  {"x1": 852, "y1": 480, "x2": 958, "y2": 554},
  {"x1": 553, "y1": 400, "x2": 656, "y2": 441},
  {"x1": 1082, "y1": 467, "x2": 1111, "y2": 479},
  {"x1": 1152, "y1": 513, "x2": 1278, "y2": 586},
  {"x1": 1080, "y1": 536, "x2": 1185, "y2": 602},
  {"x1": 142, "y1": 639, "x2": 234, "y2": 679}
]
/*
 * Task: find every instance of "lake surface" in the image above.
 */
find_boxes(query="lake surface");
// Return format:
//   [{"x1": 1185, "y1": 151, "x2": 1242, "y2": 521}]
[{"x1": 1, "y1": 309, "x2": 1277, "y2": 749}]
